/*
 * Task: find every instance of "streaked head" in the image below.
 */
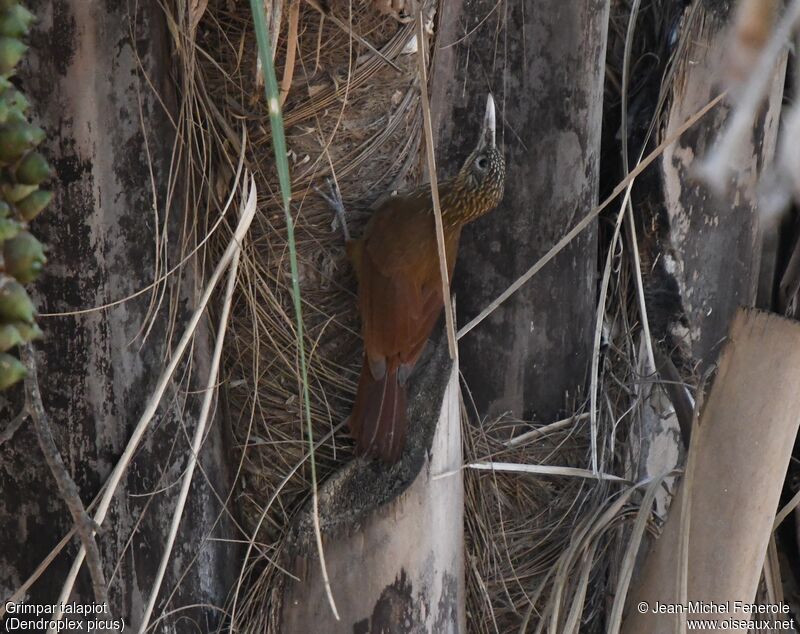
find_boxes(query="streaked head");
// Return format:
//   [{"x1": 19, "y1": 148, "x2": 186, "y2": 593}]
[{"x1": 457, "y1": 94, "x2": 506, "y2": 218}]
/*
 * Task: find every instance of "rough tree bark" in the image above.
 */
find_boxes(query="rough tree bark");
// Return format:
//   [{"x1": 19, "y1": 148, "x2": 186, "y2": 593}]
[
  {"x1": 0, "y1": 2, "x2": 236, "y2": 631},
  {"x1": 281, "y1": 343, "x2": 463, "y2": 632},
  {"x1": 659, "y1": 3, "x2": 785, "y2": 368},
  {"x1": 429, "y1": 0, "x2": 610, "y2": 423},
  {"x1": 635, "y1": 1, "x2": 785, "y2": 488}
]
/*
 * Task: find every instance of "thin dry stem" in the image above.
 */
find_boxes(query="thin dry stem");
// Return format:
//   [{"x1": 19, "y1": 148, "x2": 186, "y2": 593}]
[
  {"x1": 139, "y1": 177, "x2": 255, "y2": 633},
  {"x1": 457, "y1": 92, "x2": 727, "y2": 340},
  {"x1": 416, "y1": 6, "x2": 457, "y2": 360},
  {"x1": 279, "y1": 1, "x2": 300, "y2": 105},
  {"x1": 20, "y1": 344, "x2": 109, "y2": 609},
  {"x1": 0, "y1": 406, "x2": 28, "y2": 446},
  {"x1": 50, "y1": 175, "x2": 257, "y2": 629}
]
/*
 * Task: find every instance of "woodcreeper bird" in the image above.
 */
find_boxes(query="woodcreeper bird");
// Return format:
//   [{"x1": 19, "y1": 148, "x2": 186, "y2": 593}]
[{"x1": 320, "y1": 95, "x2": 505, "y2": 463}]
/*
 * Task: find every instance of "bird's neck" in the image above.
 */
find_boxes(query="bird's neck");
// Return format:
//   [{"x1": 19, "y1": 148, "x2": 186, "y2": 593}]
[{"x1": 438, "y1": 175, "x2": 493, "y2": 229}]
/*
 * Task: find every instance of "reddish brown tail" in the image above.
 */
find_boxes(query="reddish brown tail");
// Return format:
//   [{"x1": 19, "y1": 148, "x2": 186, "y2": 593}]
[{"x1": 349, "y1": 358, "x2": 408, "y2": 463}]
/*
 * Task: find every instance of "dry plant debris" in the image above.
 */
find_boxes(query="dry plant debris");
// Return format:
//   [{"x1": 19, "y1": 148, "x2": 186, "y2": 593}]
[{"x1": 166, "y1": 0, "x2": 800, "y2": 631}]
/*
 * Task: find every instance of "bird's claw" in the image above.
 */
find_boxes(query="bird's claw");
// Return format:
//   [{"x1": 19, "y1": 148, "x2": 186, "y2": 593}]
[{"x1": 315, "y1": 177, "x2": 351, "y2": 241}]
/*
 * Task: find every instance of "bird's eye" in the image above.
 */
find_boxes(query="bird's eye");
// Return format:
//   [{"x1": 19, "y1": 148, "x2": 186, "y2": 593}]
[{"x1": 476, "y1": 156, "x2": 488, "y2": 171}]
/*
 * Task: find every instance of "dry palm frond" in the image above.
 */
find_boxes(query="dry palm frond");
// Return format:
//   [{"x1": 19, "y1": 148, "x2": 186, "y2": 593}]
[
  {"x1": 167, "y1": 0, "x2": 715, "y2": 631},
  {"x1": 169, "y1": 0, "x2": 428, "y2": 630}
]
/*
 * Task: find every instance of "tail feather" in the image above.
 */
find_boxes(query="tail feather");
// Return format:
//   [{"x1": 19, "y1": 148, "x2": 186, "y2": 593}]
[{"x1": 350, "y1": 359, "x2": 408, "y2": 463}]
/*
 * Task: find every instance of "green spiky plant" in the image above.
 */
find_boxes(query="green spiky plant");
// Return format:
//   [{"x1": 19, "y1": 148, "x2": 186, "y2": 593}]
[{"x1": 0, "y1": 1, "x2": 52, "y2": 389}]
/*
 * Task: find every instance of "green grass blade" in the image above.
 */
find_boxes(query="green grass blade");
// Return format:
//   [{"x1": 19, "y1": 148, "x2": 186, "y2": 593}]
[{"x1": 248, "y1": 0, "x2": 340, "y2": 618}]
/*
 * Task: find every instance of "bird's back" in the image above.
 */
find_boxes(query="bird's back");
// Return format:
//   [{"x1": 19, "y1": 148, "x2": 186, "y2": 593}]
[
  {"x1": 347, "y1": 185, "x2": 461, "y2": 462},
  {"x1": 355, "y1": 184, "x2": 461, "y2": 368},
  {"x1": 345, "y1": 93, "x2": 505, "y2": 462}
]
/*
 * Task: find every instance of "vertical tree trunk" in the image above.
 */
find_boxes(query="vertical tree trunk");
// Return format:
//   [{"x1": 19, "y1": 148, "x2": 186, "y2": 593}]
[
  {"x1": 429, "y1": 0, "x2": 609, "y2": 422},
  {"x1": 281, "y1": 350, "x2": 463, "y2": 633},
  {"x1": 635, "y1": 1, "x2": 785, "y2": 488},
  {"x1": 659, "y1": 3, "x2": 785, "y2": 368},
  {"x1": 0, "y1": 2, "x2": 236, "y2": 630}
]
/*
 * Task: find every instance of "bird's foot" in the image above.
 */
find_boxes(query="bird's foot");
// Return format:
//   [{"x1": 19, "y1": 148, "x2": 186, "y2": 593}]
[{"x1": 314, "y1": 177, "x2": 351, "y2": 242}]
